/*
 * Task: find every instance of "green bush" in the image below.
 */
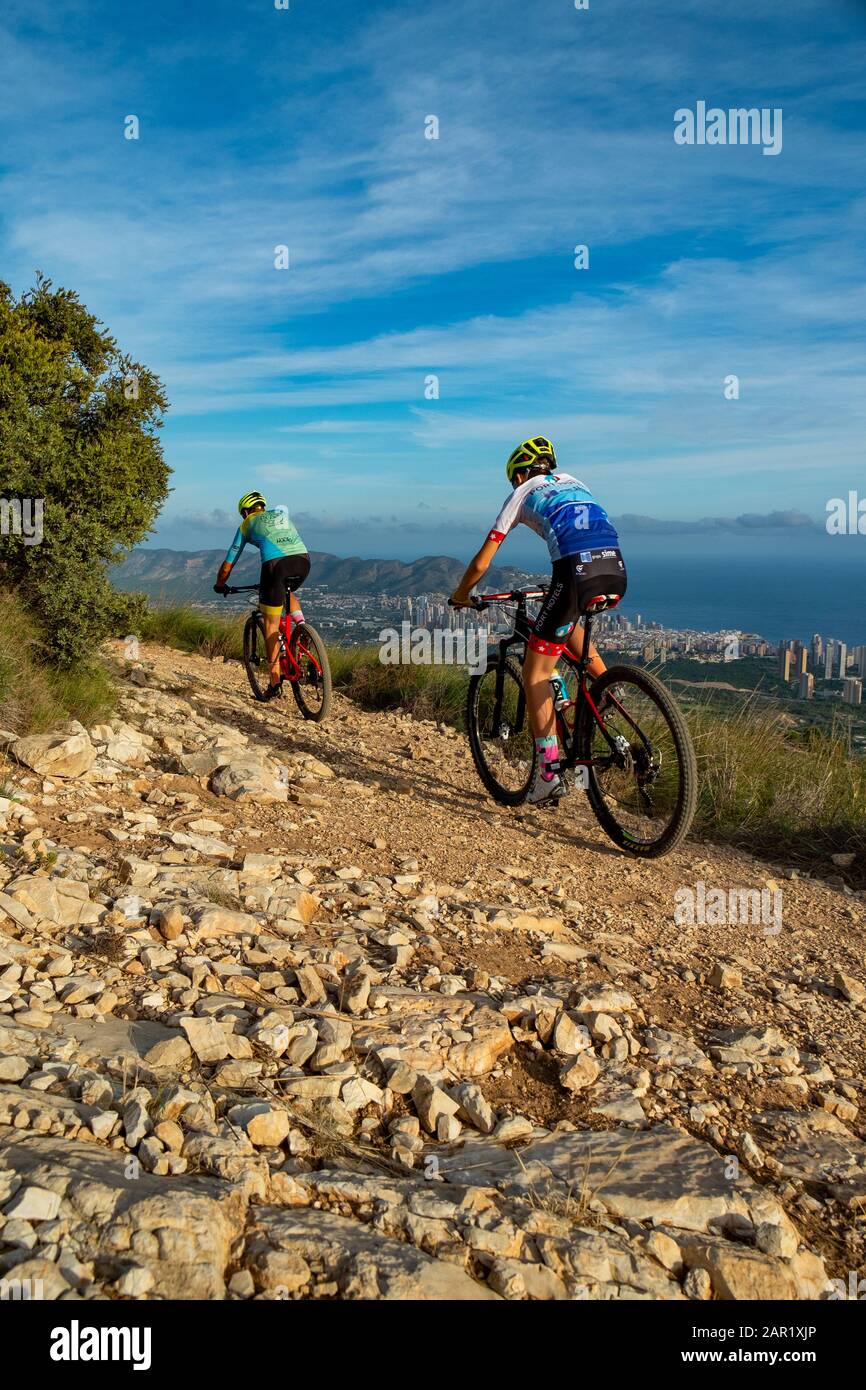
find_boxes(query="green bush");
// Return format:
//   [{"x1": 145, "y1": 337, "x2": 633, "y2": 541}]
[
  {"x1": 0, "y1": 275, "x2": 169, "y2": 667},
  {"x1": 137, "y1": 606, "x2": 245, "y2": 660},
  {"x1": 328, "y1": 643, "x2": 469, "y2": 724},
  {"x1": 689, "y1": 697, "x2": 866, "y2": 868},
  {"x1": 0, "y1": 590, "x2": 113, "y2": 733}
]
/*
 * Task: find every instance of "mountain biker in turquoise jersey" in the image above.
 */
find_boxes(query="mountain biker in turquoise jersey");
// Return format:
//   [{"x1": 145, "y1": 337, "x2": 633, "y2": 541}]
[
  {"x1": 214, "y1": 491, "x2": 310, "y2": 700},
  {"x1": 450, "y1": 436, "x2": 627, "y2": 804}
]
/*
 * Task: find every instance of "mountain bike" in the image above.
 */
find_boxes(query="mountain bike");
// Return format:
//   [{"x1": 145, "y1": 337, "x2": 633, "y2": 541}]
[
  {"x1": 461, "y1": 587, "x2": 697, "y2": 857},
  {"x1": 223, "y1": 586, "x2": 332, "y2": 722}
]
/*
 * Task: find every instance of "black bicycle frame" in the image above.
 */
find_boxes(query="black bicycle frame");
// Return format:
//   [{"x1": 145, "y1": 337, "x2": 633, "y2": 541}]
[{"x1": 480, "y1": 590, "x2": 625, "y2": 773}]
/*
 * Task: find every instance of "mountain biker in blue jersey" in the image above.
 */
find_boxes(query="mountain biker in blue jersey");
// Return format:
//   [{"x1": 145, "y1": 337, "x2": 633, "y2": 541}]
[
  {"x1": 214, "y1": 491, "x2": 310, "y2": 700},
  {"x1": 450, "y1": 437, "x2": 627, "y2": 804}
]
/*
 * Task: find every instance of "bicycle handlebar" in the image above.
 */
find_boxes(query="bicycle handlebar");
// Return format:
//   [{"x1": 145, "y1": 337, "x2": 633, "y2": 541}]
[
  {"x1": 448, "y1": 596, "x2": 488, "y2": 612},
  {"x1": 222, "y1": 585, "x2": 259, "y2": 594},
  {"x1": 478, "y1": 587, "x2": 547, "y2": 603},
  {"x1": 449, "y1": 586, "x2": 548, "y2": 613}
]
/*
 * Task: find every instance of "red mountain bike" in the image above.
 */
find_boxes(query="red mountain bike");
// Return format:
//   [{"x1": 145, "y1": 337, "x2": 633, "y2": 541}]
[
  {"x1": 225, "y1": 585, "x2": 332, "y2": 722},
  {"x1": 462, "y1": 587, "x2": 697, "y2": 857}
]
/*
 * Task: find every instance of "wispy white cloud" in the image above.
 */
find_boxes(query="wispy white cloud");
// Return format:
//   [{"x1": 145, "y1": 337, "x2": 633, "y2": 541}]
[{"x1": 1, "y1": 0, "x2": 864, "y2": 539}]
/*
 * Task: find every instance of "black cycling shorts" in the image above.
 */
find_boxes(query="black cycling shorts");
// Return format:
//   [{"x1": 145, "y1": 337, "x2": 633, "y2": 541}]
[
  {"x1": 530, "y1": 549, "x2": 627, "y2": 654},
  {"x1": 259, "y1": 553, "x2": 311, "y2": 614}
]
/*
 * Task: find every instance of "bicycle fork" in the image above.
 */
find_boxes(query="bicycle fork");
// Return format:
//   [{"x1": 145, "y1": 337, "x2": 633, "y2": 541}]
[{"x1": 490, "y1": 639, "x2": 527, "y2": 738}]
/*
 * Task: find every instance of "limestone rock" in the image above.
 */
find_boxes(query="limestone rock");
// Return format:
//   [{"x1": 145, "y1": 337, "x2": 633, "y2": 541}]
[
  {"x1": 552, "y1": 1010, "x2": 593, "y2": 1056},
  {"x1": 3, "y1": 1184, "x2": 62, "y2": 1222},
  {"x1": 181, "y1": 1017, "x2": 231, "y2": 1063},
  {"x1": 11, "y1": 722, "x2": 95, "y2": 778},
  {"x1": 560, "y1": 1052, "x2": 601, "y2": 1092},
  {"x1": 413, "y1": 1076, "x2": 460, "y2": 1134},
  {"x1": 245, "y1": 1206, "x2": 500, "y2": 1300},
  {"x1": 228, "y1": 1103, "x2": 292, "y2": 1148},
  {"x1": 210, "y1": 756, "x2": 288, "y2": 803}
]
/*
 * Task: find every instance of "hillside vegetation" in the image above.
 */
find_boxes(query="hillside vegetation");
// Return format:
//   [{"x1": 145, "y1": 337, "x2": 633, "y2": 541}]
[
  {"x1": 0, "y1": 591, "x2": 114, "y2": 736},
  {"x1": 0, "y1": 274, "x2": 169, "y2": 666}
]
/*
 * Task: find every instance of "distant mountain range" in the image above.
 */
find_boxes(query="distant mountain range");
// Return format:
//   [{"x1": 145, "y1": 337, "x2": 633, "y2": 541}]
[{"x1": 112, "y1": 548, "x2": 534, "y2": 604}]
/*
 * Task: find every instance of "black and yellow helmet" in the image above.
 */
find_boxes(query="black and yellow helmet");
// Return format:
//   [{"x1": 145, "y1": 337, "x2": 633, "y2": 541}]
[
  {"x1": 238, "y1": 490, "x2": 267, "y2": 515},
  {"x1": 505, "y1": 436, "x2": 557, "y2": 484}
]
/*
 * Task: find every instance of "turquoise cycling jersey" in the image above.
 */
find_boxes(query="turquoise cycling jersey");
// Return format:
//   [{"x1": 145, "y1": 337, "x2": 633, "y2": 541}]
[{"x1": 224, "y1": 507, "x2": 307, "y2": 565}]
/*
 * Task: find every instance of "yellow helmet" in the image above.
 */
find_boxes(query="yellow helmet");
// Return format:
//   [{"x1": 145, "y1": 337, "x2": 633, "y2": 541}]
[
  {"x1": 505, "y1": 436, "x2": 556, "y2": 484},
  {"x1": 238, "y1": 490, "x2": 267, "y2": 515}
]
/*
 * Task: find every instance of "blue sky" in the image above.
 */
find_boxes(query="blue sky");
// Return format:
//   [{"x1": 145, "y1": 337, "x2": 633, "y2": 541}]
[{"x1": 1, "y1": 0, "x2": 865, "y2": 567}]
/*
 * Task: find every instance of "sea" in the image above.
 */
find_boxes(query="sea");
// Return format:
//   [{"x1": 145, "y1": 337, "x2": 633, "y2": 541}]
[{"x1": 519, "y1": 533, "x2": 866, "y2": 647}]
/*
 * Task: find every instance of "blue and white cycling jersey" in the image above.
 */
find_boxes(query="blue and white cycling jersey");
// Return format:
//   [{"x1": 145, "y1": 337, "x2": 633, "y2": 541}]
[{"x1": 488, "y1": 472, "x2": 619, "y2": 562}]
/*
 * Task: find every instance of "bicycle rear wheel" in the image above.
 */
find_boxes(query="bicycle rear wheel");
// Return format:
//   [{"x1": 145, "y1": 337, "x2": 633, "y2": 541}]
[
  {"x1": 289, "y1": 623, "x2": 332, "y2": 722},
  {"x1": 467, "y1": 655, "x2": 536, "y2": 804},
  {"x1": 576, "y1": 664, "x2": 697, "y2": 857},
  {"x1": 242, "y1": 612, "x2": 270, "y2": 701}
]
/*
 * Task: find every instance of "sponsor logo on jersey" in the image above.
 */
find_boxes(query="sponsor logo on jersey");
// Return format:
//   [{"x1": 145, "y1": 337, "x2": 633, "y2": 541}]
[
  {"x1": 555, "y1": 622, "x2": 574, "y2": 637},
  {"x1": 579, "y1": 551, "x2": 592, "y2": 563}
]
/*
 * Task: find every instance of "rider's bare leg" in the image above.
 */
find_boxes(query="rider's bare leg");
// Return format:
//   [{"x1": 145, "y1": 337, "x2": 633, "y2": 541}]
[
  {"x1": 287, "y1": 591, "x2": 305, "y2": 626},
  {"x1": 566, "y1": 621, "x2": 606, "y2": 678},
  {"x1": 261, "y1": 607, "x2": 282, "y2": 685},
  {"x1": 523, "y1": 645, "x2": 560, "y2": 739}
]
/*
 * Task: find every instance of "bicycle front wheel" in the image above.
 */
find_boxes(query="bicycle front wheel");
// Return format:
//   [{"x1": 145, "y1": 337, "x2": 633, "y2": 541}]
[
  {"x1": 467, "y1": 655, "x2": 536, "y2": 804},
  {"x1": 289, "y1": 623, "x2": 332, "y2": 722},
  {"x1": 576, "y1": 664, "x2": 697, "y2": 857}
]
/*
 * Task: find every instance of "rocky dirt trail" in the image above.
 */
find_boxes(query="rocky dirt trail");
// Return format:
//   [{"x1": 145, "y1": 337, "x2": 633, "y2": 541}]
[{"x1": 0, "y1": 638, "x2": 863, "y2": 1301}]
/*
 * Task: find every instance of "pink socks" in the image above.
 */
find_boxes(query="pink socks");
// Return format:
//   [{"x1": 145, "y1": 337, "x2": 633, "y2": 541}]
[{"x1": 535, "y1": 735, "x2": 560, "y2": 781}]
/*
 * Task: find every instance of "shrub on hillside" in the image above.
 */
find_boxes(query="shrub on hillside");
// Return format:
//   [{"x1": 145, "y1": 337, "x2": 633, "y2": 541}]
[
  {"x1": 0, "y1": 590, "x2": 114, "y2": 733},
  {"x1": 0, "y1": 275, "x2": 170, "y2": 666},
  {"x1": 138, "y1": 606, "x2": 245, "y2": 660}
]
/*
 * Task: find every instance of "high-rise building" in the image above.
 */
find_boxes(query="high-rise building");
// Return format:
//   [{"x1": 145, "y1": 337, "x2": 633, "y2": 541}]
[
  {"x1": 634, "y1": 613, "x2": 642, "y2": 628},
  {"x1": 856, "y1": 645, "x2": 866, "y2": 677},
  {"x1": 799, "y1": 671, "x2": 814, "y2": 700},
  {"x1": 838, "y1": 643, "x2": 848, "y2": 678},
  {"x1": 843, "y1": 678, "x2": 862, "y2": 706},
  {"x1": 824, "y1": 640, "x2": 836, "y2": 680},
  {"x1": 811, "y1": 634, "x2": 823, "y2": 671},
  {"x1": 778, "y1": 641, "x2": 794, "y2": 679},
  {"x1": 797, "y1": 646, "x2": 808, "y2": 675}
]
